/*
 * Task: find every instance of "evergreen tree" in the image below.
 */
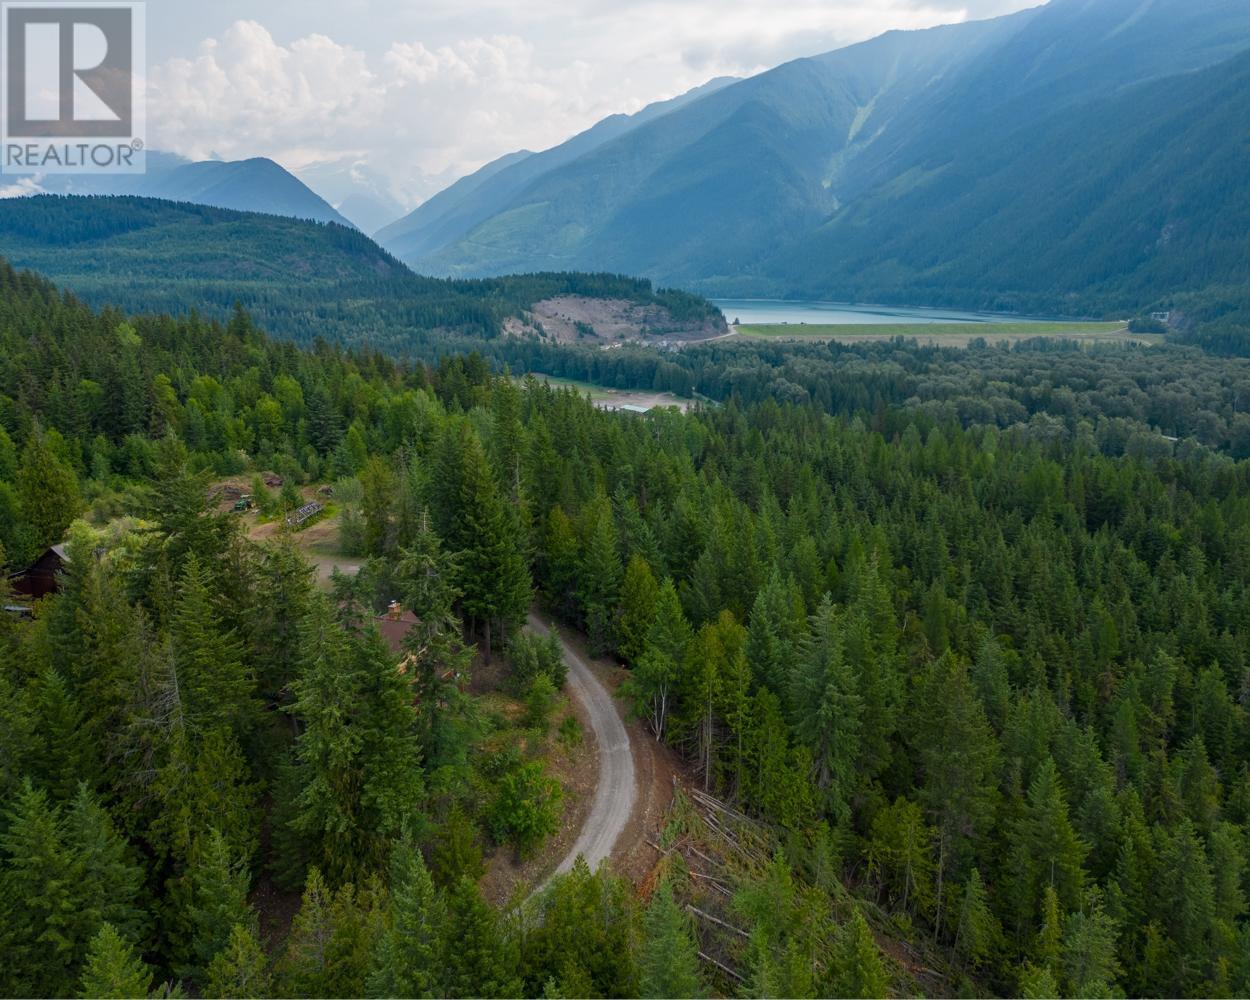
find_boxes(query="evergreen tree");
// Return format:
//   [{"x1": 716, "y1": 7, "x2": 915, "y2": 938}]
[
  {"x1": 28, "y1": 665, "x2": 96, "y2": 800},
  {"x1": 280, "y1": 868, "x2": 384, "y2": 998},
  {"x1": 444, "y1": 876, "x2": 521, "y2": 998},
  {"x1": 78, "y1": 923, "x2": 153, "y2": 1000},
  {"x1": 522, "y1": 858, "x2": 638, "y2": 997},
  {"x1": 367, "y1": 845, "x2": 445, "y2": 997},
  {"x1": 166, "y1": 828, "x2": 255, "y2": 983},
  {"x1": 62, "y1": 784, "x2": 150, "y2": 950},
  {"x1": 137, "y1": 434, "x2": 234, "y2": 594},
  {"x1": 0, "y1": 781, "x2": 84, "y2": 997},
  {"x1": 736, "y1": 850, "x2": 823, "y2": 997},
  {"x1": 16, "y1": 424, "x2": 81, "y2": 553},
  {"x1": 286, "y1": 608, "x2": 425, "y2": 883},
  {"x1": 1034, "y1": 885, "x2": 1063, "y2": 973},
  {"x1": 791, "y1": 597, "x2": 861, "y2": 824},
  {"x1": 205, "y1": 923, "x2": 270, "y2": 999},
  {"x1": 0, "y1": 782, "x2": 147, "y2": 997},
  {"x1": 146, "y1": 724, "x2": 258, "y2": 872},
  {"x1": 742, "y1": 688, "x2": 814, "y2": 830},
  {"x1": 1018, "y1": 962, "x2": 1060, "y2": 999},
  {"x1": 908, "y1": 653, "x2": 1000, "y2": 934},
  {"x1": 1061, "y1": 891, "x2": 1121, "y2": 999},
  {"x1": 715, "y1": 644, "x2": 754, "y2": 796},
  {"x1": 828, "y1": 908, "x2": 890, "y2": 999},
  {"x1": 953, "y1": 868, "x2": 1000, "y2": 971},
  {"x1": 394, "y1": 512, "x2": 476, "y2": 767},
  {"x1": 617, "y1": 550, "x2": 665, "y2": 670},
  {"x1": 359, "y1": 454, "x2": 398, "y2": 555},
  {"x1": 445, "y1": 423, "x2": 530, "y2": 656},
  {"x1": 578, "y1": 493, "x2": 622, "y2": 655},
  {"x1": 1008, "y1": 757, "x2": 1090, "y2": 940},
  {"x1": 246, "y1": 536, "x2": 316, "y2": 704},
  {"x1": 540, "y1": 506, "x2": 581, "y2": 619},
  {"x1": 171, "y1": 554, "x2": 256, "y2": 739},
  {"x1": 627, "y1": 578, "x2": 690, "y2": 741},
  {"x1": 1157, "y1": 819, "x2": 1217, "y2": 993},
  {"x1": 639, "y1": 881, "x2": 705, "y2": 999},
  {"x1": 429, "y1": 804, "x2": 486, "y2": 889},
  {"x1": 867, "y1": 797, "x2": 936, "y2": 917}
]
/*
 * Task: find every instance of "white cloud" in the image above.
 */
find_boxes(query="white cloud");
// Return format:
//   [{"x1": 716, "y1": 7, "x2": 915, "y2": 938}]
[
  {"x1": 0, "y1": 176, "x2": 44, "y2": 199},
  {"x1": 144, "y1": 1, "x2": 1042, "y2": 211}
]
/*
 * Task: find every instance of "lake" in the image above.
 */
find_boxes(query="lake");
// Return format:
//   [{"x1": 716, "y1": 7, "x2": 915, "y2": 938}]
[{"x1": 712, "y1": 299, "x2": 1046, "y2": 326}]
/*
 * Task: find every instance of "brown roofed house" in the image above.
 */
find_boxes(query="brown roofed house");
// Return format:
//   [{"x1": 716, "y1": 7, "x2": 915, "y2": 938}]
[
  {"x1": 8, "y1": 544, "x2": 69, "y2": 601},
  {"x1": 374, "y1": 599, "x2": 419, "y2": 655}
]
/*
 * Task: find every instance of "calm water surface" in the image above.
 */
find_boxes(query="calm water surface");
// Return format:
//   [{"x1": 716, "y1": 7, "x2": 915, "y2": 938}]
[{"x1": 712, "y1": 299, "x2": 1048, "y2": 326}]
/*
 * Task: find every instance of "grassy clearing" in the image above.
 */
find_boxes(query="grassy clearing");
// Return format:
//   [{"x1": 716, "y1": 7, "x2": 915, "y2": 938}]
[
  {"x1": 734, "y1": 320, "x2": 1153, "y2": 345},
  {"x1": 526, "y1": 373, "x2": 694, "y2": 411},
  {"x1": 530, "y1": 373, "x2": 616, "y2": 399}
]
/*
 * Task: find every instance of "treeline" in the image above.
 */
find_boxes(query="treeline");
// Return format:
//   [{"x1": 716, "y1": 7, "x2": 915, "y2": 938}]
[
  {"x1": 1168, "y1": 284, "x2": 1250, "y2": 356},
  {"x1": 490, "y1": 334, "x2": 1250, "y2": 457}
]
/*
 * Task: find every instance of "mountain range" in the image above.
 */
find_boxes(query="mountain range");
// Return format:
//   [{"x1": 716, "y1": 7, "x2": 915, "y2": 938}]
[
  {"x1": 378, "y1": 0, "x2": 1250, "y2": 318},
  {"x1": 374, "y1": 76, "x2": 737, "y2": 264},
  {"x1": 18, "y1": 151, "x2": 355, "y2": 228}
]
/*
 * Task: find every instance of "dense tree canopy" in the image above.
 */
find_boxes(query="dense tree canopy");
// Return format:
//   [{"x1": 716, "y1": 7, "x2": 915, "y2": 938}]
[{"x1": 1, "y1": 260, "x2": 1249, "y2": 998}]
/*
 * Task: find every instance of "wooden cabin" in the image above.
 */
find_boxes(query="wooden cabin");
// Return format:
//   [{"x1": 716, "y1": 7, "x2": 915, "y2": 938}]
[{"x1": 7, "y1": 544, "x2": 69, "y2": 601}]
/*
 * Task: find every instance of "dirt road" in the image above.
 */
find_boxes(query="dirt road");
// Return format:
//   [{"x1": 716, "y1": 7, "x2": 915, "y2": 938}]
[{"x1": 528, "y1": 613, "x2": 637, "y2": 875}]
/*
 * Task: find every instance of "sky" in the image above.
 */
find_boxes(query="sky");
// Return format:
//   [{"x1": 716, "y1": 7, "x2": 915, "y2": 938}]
[{"x1": 142, "y1": 0, "x2": 1041, "y2": 214}]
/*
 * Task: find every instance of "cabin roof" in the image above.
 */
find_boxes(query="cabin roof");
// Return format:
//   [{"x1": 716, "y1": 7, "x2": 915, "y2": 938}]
[{"x1": 374, "y1": 610, "x2": 420, "y2": 653}]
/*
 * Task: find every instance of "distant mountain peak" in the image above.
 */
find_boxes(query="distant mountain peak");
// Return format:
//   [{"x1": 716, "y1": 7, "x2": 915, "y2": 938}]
[{"x1": 10, "y1": 152, "x2": 354, "y2": 229}]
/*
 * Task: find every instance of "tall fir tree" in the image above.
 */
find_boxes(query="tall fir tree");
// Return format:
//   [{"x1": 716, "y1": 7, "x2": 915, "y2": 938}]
[
  {"x1": 286, "y1": 609, "x2": 425, "y2": 883},
  {"x1": 171, "y1": 554, "x2": 256, "y2": 739},
  {"x1": 617, "y1": 553, "x2": 660, "y2": 666},
  {"x1": 443, "y1": 876, "x2": 521, "y2": 998},
  {"x1": 367, "y1": 844, "x2": 445, "y2": 997},
  {"x1": 578, "y1": 493, "x2": 622, "y2": 655},
  {"x1": 1007, "y1": 757, "x2": 1090, "y2": 940},
  {"x1": 166, "y1": 827, "x2": 256, "y2": 983},
  {"x1": 16, "y1": 424, "x2": 81, "y2": 555},
  {"x1": 638, "y1": 881, "x2": 705, "y2": 999},
  {"x1": 206, "y1": 923, "x2": 270, "y2": 999},
  {"x1": 828, "y1": 908, "x2": 890, "y2": 1000},
  {"x1": 791, "y1": 597, "x2": 862, "y2": 824},
  {"x1": 627, "y1": 577, "x2": 691, "y2": 741},
  {"x1": 77, "y1": 923, "x2": 154, "y2": 1000}
]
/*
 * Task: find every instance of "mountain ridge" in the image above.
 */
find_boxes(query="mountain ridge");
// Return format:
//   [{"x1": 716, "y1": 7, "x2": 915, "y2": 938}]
[
  {"x1": 375, "y1": 76, "x2": 738, "y2": 263},
  {"x1": 18, "y1": 152, "x2": 355, "y2": 228},
  {"x1": 394, "y1": 0, "x2": 1250, "y2": 321}
]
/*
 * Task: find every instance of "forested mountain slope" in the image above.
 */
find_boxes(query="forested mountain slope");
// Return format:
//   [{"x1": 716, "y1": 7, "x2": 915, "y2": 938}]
[
  {"x1": 406, "y1": 15, "x2": 1022, "y2": 282},
  {"x1": 2, "y1": 261, "x2": 1250, "y2": 997},
  {"x1": 772, "y1": 33, "x2": 1250, "y2": 317},
  {"x1": 374, "y1": 76, "x2": 737, "y2": 261},
  {"x1": 0, "y1": 194, "x2": 722, "y2": 351},
  {"x1": 404, "y1": 0, "x2": 1250, "y2": 333}
]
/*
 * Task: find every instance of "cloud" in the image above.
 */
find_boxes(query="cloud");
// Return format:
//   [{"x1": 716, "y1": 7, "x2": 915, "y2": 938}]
[
  {"x1": 0, "y1": 176, "x2": 44, "y2": 199},
  {"x1": 148, "y1": 21, "x2": 614, "y2": 208},
  {"x1": 145, "y1": 1, "x2": 1042, "y2": 209}
]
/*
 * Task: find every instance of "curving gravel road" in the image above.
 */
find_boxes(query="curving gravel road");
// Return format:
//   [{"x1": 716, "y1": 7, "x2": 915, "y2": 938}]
[{"x1": 528, "y1": 613, "x2": 637, "y2": 875}]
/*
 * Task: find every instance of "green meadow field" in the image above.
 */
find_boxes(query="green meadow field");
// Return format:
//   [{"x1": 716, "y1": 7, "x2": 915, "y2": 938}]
[{"x1": 733, "y1": 320, "x2": 1156, "y2": 346}]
